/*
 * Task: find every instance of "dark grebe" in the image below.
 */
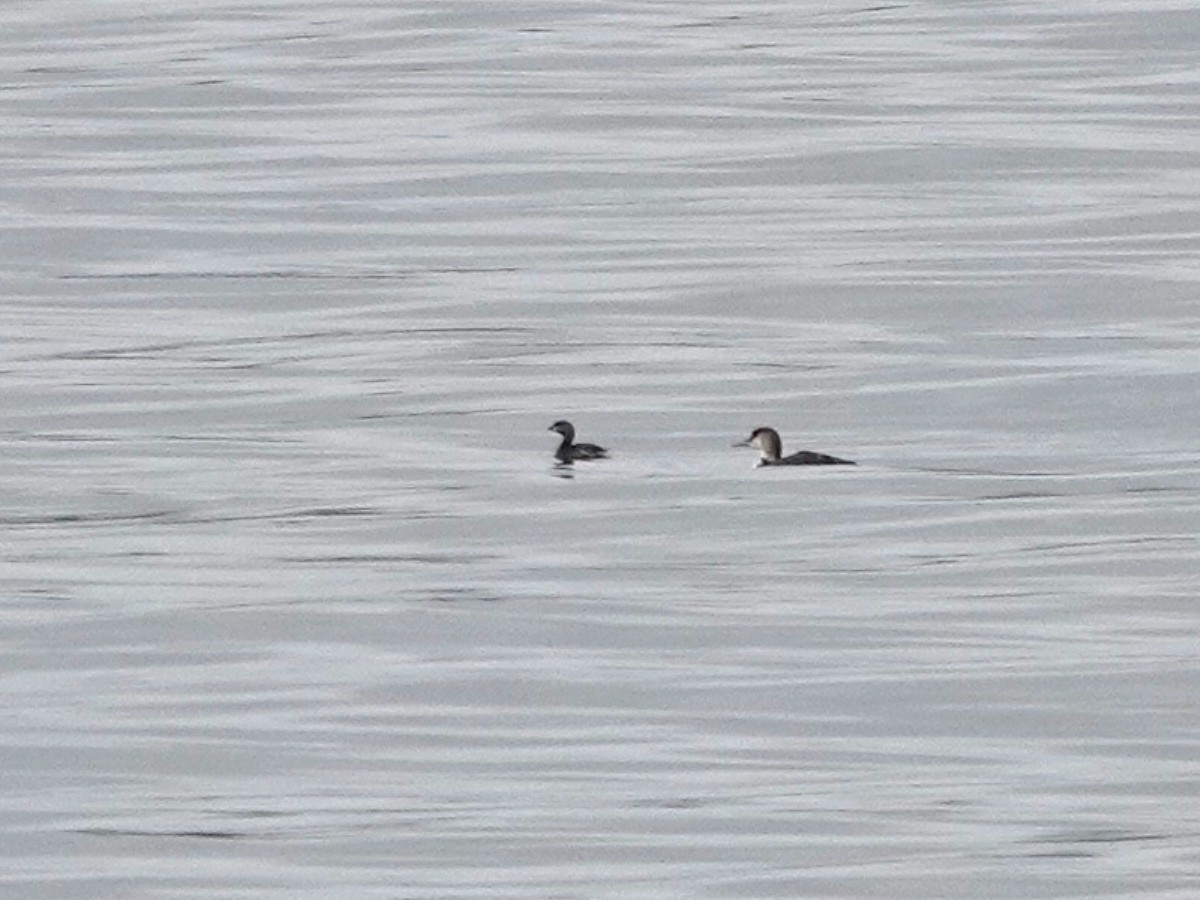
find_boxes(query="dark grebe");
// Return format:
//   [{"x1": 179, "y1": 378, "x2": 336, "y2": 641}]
[
  {"x1": 549, "y1": 420, "x2": 608, "y2": 463},
  {"x1": 734, "y1": 427, "x2": 855, "y2": 467}
]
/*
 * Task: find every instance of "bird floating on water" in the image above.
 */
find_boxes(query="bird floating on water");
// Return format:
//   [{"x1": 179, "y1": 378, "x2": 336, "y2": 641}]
[
  {"x1": 549, "y1": 420, "x2": 609, "y2": 463},
  {"x1": 734, "y1": 426, "x2": 855, "y2": 467}
]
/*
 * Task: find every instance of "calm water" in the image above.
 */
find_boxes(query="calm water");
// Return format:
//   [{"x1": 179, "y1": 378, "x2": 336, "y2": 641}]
[{"x1": 3, "y1": 2, "x2": 1200, "y2": 897}]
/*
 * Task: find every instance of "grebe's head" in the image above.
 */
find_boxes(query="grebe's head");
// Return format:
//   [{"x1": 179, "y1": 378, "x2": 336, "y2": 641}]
[{"x1": 548, "y1": 420, "x2": 575, "y2": 440}]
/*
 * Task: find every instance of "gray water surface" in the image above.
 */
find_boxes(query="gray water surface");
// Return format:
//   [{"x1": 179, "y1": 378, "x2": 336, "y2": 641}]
[{"x1": 3, "y1": 2, "x2": 1200, "y2": 898}]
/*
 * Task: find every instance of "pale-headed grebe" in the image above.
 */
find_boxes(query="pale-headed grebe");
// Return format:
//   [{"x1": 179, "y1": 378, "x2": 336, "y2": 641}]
[
  {"x1": 735, "y1": 426, "x2": 855, "y2": 467},
  {"x1": 549, "y1": 420, "x2": 608, "y2": 463}
]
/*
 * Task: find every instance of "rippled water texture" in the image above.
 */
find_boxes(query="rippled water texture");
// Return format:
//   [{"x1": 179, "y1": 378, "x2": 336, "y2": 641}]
[{"x1": 3, "y1": 1, "x2": 1200, "y2": 897}]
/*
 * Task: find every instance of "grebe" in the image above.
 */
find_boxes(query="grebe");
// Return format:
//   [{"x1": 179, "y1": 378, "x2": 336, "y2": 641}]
[{"x1": 549, "y1": 420, "x2": 609, "y2": 463}]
